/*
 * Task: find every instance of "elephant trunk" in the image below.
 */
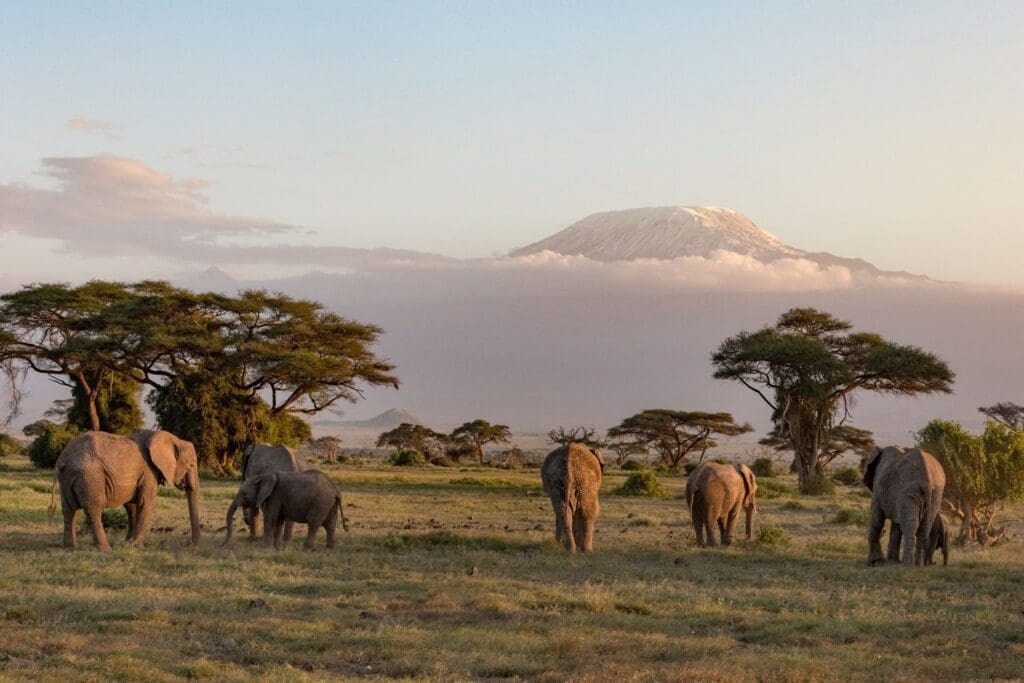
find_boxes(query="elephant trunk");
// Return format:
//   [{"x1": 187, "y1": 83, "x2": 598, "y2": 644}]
[
  {"x1": 186, "y1": 477, "x2": 201, "y2": 545},
  {"x1": 224, "y1": 496, "x2": 239, "y2": 547}
]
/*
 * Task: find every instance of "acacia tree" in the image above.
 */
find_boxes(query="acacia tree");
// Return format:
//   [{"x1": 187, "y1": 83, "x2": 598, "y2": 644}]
[
  {"x1": 917, "y1": 419, "x2": 1024, "y2": 545},
  {"x1": 376, "y1": 423, "x2": 449, "y2": 459},
  {"x1": 713, "y1": 308, "x2": 954, "y2": 493},
  {"x1": 451, "y1": 419, "x2": 511, "y2": 464},
  {"x1": 547, "y1": 425, "x2": 604, "y2": 448},
  {"x1": 607, "y1": 409, "x2": 752, "y2": 469},
  {"x1": 978, "y1": 402, "x2": 1024, "y2": 430}
]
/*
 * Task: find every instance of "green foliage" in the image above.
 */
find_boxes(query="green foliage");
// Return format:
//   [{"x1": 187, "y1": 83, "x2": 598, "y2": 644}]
[
  {"x1": 755, "y1": 521, "x2": 790, "y2": 547},
  {"x1": 620, "y1": 460, "x2": 646, "y2": 471},
  {"x1": 390, "y1": 449, "x2": 426, "y2": 467},
  {"x1": 917, "y1": 419, "x2": 1024, "y2": 544},
  {"x1": 713, "y1": 307, "x2": 952, "y2": 494},
  {"x1": 756, "y1": 479, "x2": 797, "y2": 500},
  {"x1": 429, "y1": 455, "x2": 455, "y2": 467},
  {"x1": 831, "y1": 466, "x2": 862, "y2": 486},
  {"x1": 0, "y1": 433, "x2": 21, "y2": 458},
  {"x1": 80, "y1": 508, "x2": 130, "y2": 532},
  {"x1": 801, "y1": 475, "x2": 835, "y2": 496},
  {"x1": 377, "y1": 423, "x2": 449, "y2": 458},
  {"x1": 831, "y1": 507, "x2": 869, "y2": 525},
  {"x1": 750, "y1": 457, "x2": 777, "y2": 478},
  {"x1": 68, "y1": 371, "x2": 143, "y2": 434},
  {"x1": 608, "y1": 409, "x2": 752, "y2": 469},
  {"x1": 27, "y1": 422, "x2": 80, "y2": 469},
  {"x1": 614, "y1": 471, "x2": 667, "y2": 497}
]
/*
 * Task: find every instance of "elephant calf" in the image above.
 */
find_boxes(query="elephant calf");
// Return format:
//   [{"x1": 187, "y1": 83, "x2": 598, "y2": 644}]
[
  {"x1": 239, "y1": 443, "x2": 308, "y2": 542},
  {"x1": 685, "y1": 462, "x2": 757, "y2": 547},
  {"x1": 888, "y1": 513, "x2": 951, "y2": 566},
  {"x1": 541, "y1": 443, "x2": 604, "y2": 553},
  {"x1": 224, "y1": 470, "x2": 348, "y2": 550}
]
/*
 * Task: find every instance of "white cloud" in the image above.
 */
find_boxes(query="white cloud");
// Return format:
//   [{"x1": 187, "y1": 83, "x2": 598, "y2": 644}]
[{"x1": 67, "y1": 116, "x2": 119, "y2": 138}]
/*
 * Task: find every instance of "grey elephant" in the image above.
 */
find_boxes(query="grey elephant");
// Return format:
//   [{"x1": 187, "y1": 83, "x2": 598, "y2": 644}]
[
  {"x1": 863, "y1": 446, "x2": 946, "y2": 566},
  {"x1": 685, "y1": 462, "x2": 757, "y2": 546},
  {"x1": 50, "y1": 430, "x2": 201, "y2": 552},
  {"x1": 224, "y1": 469, "x2": 347, "y2": 550},
  {"x1": 888, "y1": 513, "x2": 951, "y2": 566},
  {"x1": 239, "y1": 443, "x2": 308, "y2": 541},
  {"x1": 541, "y1": 443, "x2": 604, "y2": 553}
]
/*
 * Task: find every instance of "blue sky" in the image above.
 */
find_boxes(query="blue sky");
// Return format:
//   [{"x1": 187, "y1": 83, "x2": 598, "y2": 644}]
[{"x1": 1, "y1": 2, "x2": 1022, "y2": 282}]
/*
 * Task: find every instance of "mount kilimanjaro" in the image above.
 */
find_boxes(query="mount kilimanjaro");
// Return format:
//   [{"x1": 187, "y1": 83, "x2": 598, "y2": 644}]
[{"x1": 512, "y1": 206, "x2": 925, "y2": 279}]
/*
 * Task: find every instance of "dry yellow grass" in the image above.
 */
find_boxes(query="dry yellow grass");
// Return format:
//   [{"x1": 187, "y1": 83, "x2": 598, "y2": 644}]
[{"x1": 0, "y1": 454, "x2": 1022, "y2": 681}]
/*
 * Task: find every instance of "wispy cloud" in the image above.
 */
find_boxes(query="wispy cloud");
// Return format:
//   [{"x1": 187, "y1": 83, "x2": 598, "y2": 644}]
[
  {"x1": 174, "y1": 145, "x2": 269, "y2": 170},
  {"x1": 67, "y1": 116, "x2": 119, "y2": 139}
]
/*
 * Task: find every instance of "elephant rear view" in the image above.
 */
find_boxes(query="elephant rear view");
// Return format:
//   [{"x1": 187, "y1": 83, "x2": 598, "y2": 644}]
[
  {"x1": 541, "y1": 443, "x2": 604, "y2": 553},
  {"x1": 52, "y1": 430, "x2": 202, "y2": 552},
  {"x1": 239, "y1": 444, "x2": 308, "y2": 540},
  {"x1": 864, "y1": 446, "x2": 946, "y2": 566},
  {"x1": 685, "y1": 462, "x2": 757, "y2": 546}
]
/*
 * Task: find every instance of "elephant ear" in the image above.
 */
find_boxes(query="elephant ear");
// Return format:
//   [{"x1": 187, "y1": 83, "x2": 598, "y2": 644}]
[
  {"x1": 241, "y1": 444, "x2": 257, "y2": 479},
  {"x1": 590, "y1": 448, "x2": 606, "y2": 473},
  {"x1": 736, "y1": 464, "x2": 756, "y2": 509},
  {"x1": 136, "y1": 430, "x2": 178, "y2": 486},
  {"x1": 862, "y1": 447, "x2": 884, "y2": 491},
  {"x1": 255, "y1": 472, "x2": 279, "y2": 509}
]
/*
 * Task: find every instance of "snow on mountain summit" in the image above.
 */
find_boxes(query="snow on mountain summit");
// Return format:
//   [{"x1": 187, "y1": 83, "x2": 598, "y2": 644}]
[{"x1": 511, "y1": 206, "x2": 804, "y2": 261}]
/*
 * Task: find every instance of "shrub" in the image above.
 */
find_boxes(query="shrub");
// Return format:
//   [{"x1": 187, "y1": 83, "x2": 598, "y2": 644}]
[
  {"x1": 614, "y1": 471, "x2": 666, "y2": 497},
  {"x1": 832, "y1": 507, "x2": 869, "y2": 525},
  {"x1": 0, "y1": 434, "x2": 22, "y2": 458},
  {"x1": 831, "y1": 466, "x2": 862, "y2": 486},
  {"x1": 429, "y1": 455, "x2": 454, "y2": 468},
  {"x1": 620, "y1": 460, "x2": 646, "y2": 471},
  {"x1": 802, "y1": 475, "x2": 835, "y2": 496},
  {"x1": 389, "y1": 449, "x2": 426, "y2": 467},
  {"x1": 27, "y1": 423, "x2": 80, "y2": 469},
  {"x1": 79, "y1": 507, "x2": 130, "y2": 532},
  {"x1": 750, "y1": 457, "x2": 777, "y2": 478},
  {"x1": 780, "y1": 500, "x2": 808, "y2": 511},
  {"x1": 756, "y1": 521, "x2": 789, "y2": 547},
  {"x1": 757, "y1": 479, "x2": 797, "y2": 500},
  {"x1": 711, "y1": 457, "x2": 730, "y2": 465},
  {"x1": 683, "y1": 462, "x2": 700, "y2": 475}
]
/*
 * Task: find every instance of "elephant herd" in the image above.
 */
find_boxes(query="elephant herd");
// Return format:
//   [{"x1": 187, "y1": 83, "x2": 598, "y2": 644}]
[{"x1": 48, "y1": 430, "x2": 950, "y2": 566}]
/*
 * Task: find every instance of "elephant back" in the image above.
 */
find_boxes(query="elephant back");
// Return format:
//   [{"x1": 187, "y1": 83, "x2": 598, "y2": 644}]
[
  {"x1": 542, "y1": 443, "x2": 602, "y2": 496},
  {"x1": 243, "y1": 444, "x2": 307, "y2": 480}
]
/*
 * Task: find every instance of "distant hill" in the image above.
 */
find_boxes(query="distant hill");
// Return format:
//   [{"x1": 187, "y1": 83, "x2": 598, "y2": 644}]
[{"x1": 315, "y1": 408, "x2": 423, "y2": 432}]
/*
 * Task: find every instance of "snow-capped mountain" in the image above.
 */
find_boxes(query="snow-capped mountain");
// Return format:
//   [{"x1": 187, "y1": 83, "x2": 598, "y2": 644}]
[{"x1": 512, "y1": 206, "x2": 923, "y2": 278}]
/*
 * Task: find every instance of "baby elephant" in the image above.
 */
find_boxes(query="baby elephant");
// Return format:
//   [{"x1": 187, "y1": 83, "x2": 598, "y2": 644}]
[
  {"x1": 888, "y1": 514, "x2": 950, "y2": 566},
  {"x1": 224, "y1": 470, "x2": 348, "y2": 550}
]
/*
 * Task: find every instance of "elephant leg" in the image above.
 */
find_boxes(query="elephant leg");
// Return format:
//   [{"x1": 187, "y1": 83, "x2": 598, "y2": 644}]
[
  {"x1": 867, "y1": 504, "x2": 886, "y2": 565},
  {"x1": 283, "y1": 521, "x2": 295, "y2": 543},
  {"x1": 723, "y1": 508, "x2": 739, "y2": 546},
  {"x1": 887, "y1": 522, "x2": 902, "y2": 563},
  {"x1": 691, "y1": 505, "x2": 705, "y2": 547},
  {"x1": 899, "y1": 517, "x2": 920, "y2": 567},
  {"x1": 572, "y1": 512, "x2": 587, "y2": 554},
  {"x1": 716, "y1": 517, "x2": 728, "y2": 546},
  {"x1": 124, "y1": 503, "x2": 138, "y2": 542},
  {"x1": 562, "y1": 502, "x2": 577, "y2": 553},
  {"x1": 248, "y1": 508, "x2": 261, "y2": 541},
  {"x1": 62, "y1": 506, "x2": 79, "y2": 549},
  {"x1": 549, "y1": 496, "x2": 565, "y2": 544},
  {"x1": 303, "y1": 522, "x2": 317, "y2": 550},
  {"x1": 274, "y1": 519, "x2": 286, "y2": 550},
  {"x1": 325, "y1": 508, "x2": 337, "y2": 549},
  {"x1": 261, "y1": 513, "x2": 277, "y2": 549},
  {"x1": 130, "y1": 502, "x2": 156, "y2": 548},
  {"x1": 703, "y1": 512, "x2": 718, "y2": 547},
  {"x1": 581, "y1": 516, "x2": 596, "y2": 553},
  {"x1": 87, "y1": 507, "x2": 112, "y2": 553}
]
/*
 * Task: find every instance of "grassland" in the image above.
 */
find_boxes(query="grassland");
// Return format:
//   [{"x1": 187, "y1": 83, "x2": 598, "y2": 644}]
[{"x1": 0, "y1": 454, "x2": 1022, "y2": 681}]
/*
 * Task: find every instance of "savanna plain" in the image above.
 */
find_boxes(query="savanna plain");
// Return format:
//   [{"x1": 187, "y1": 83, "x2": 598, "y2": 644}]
[{"x1": 1, "y1": 454, "x2": 1022, "y2": 681}]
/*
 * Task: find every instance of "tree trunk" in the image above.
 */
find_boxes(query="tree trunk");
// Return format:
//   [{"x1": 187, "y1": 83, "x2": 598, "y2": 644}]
[
  {"x1": 87, "y1": 393, "x2": 101, "y2": 431},
  {"x1": 793, "y1": 442, "x2": 827, "y2": 494}
]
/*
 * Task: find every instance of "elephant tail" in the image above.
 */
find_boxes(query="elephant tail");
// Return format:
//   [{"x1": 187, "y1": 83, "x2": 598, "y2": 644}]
[
  {"x1": 337, "y1": 494, "x2": 349, "y2": 532},
  {"x1": 47, "y1": 470, "x2": 59, "y2": 526}
]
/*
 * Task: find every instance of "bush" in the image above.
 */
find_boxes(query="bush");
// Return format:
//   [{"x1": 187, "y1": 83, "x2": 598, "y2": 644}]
[
  {"x1": 750, "y1": 457, "x2": 777, "y2": 478},
  {"x1": 429, "y1": 455, "x2": 454, "y2": 468},
  {"x1": 27, "y1": 423, "x2": 80, "y2": 469},
  {"x1": 620, "y1": 460, "x2": 646, "y2": 471},
  {"x1": 802, "y1": 475, "x2": 835, "y2": 496},
  {"x1": 780, "y1": 500, "x2": 808, "y2": 511},
  {"x1": 831, "y1": 466, "x2": 862, "y2": 486},
  {"x1": 0, "y1": 434, "x2": 22, "y2": 458},
  {"x1": 832, "y1": 507, "x2": 869, "y2": 525},
  {"x1": 683, "y1": 462, "x2": 700, "y2": 475},
  {"x1": 711, "y1": 457, "x2": 730, "y2": 465},
  {"x1": 756, "y1": 521, "x2": 789, "y2": 546},
  {"x1": 614, "y1": 471, "x2": 666, "y2": 497},
  {"x1": 757, "y1": 479, "x2": 797, "y2": 500},
  {"x1": 79, "y1": 507, "x2": 130, "y2": 532},
  {"x1": 389, "y1": 449, "x2": 426, "y2": 467}
]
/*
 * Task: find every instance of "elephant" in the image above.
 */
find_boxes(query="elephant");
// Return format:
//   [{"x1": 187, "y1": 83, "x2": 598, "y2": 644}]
[
  {"x1": 685, "y1": 462, "x2": 757, "y2": 546},
  {"x1": 224, "y1": 469, "x2": 348, "y2": 550},
  {"x1": 239, "y1": 443, "x2": 308, "y2": 541},
  {"x1": 50, "y1": 430, "x2": 201, "y2": 552},
  {"x1": 888, "y1": 513, "x2": 951, "y2": 566},
  {"x1": 863, "y1": 446, "x2": 946, "y2": 566},
  {"x1": 541, "y1": 443, "x2": 604, "y2": 553}
]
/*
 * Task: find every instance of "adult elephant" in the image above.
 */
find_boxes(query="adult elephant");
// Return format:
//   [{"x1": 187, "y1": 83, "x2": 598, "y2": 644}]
[
  {"x1": 685, "y1": 462, "x2": 757, "y2": 546},
  {"x1": 238, "y1": 444, "x2": 308, "y2": 541},
  {"x1": 863, "y1": 446, "x2": 946, "y2": 566},
  {"x1": 52, "y1": 430, "x2": 201, "y2": 552},
  {"x1": 541, "y1": 443, "x2": 604, "y2": 553}
]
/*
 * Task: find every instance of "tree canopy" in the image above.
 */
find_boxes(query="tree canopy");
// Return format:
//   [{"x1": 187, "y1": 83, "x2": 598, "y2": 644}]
[
  {"x1": 547, "y1": 425, "x2": 604, "y2": 448},
  {"x1": 607, "y1": 409, "x2": 751, "y2": 469},
  {"x1": 451, "y1": 419, "x2": 511, "y2": 464},
  {"x1": 376, "y1": 423, "x2": 449, "y2": 459},
  {"x1": 978, "y1": 402, "x2": 1024, "y2": 430},
  {"x1": 712, "y1": 308, "x2": 953, "y2": 493}
]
